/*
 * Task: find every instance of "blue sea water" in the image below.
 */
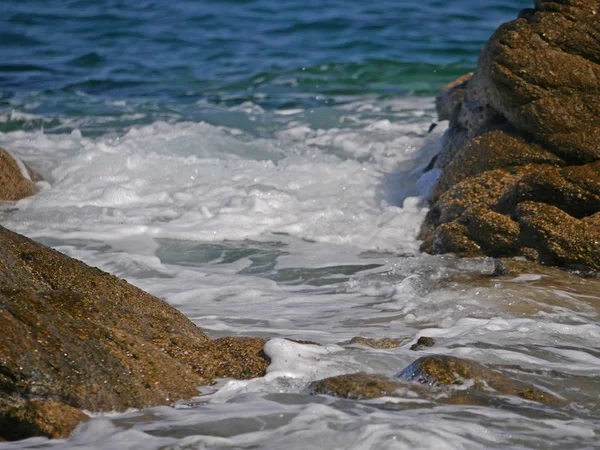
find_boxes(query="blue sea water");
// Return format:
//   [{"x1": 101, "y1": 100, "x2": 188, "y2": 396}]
[
  {"x1": 3, "y1": 2, "x2": 600, "y2": 450},
  {"x1": 1, "y1": 0, "x2": 525, "y2": 134}
]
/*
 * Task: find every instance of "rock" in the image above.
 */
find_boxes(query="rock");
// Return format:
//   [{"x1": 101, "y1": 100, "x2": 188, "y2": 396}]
[
  {"x1": 311, "y1": 373, "x2": 404, "y2": 400},
  {"x1": 395, "y1": 355, "x2": 563, "y2": 406},
  {"x1": 347, "y1": 337, "x2": 406, "y2": 349},
  {"x1": 0, "y1": 399, "x2": 89, "y2": 441},
  {"x1": 0, "y1": 225, "x2": 269, "y2": 440},
  {"x1": 192, "y1": 337, "x2": 269, "y2": 380},
  {"x1": 479, "y1": 1, "x2": 600, "y2": 164},
  {"x1": 0, "y1": 147, "x2": 39, "y2": 201},
  {"x1": 310, "y1": 356, "x2": 563, "y2": 407},
  {"x1": 492, "y1": 258, "x2": 570, "y2": 278},
  {"x1": 499, "y1": 163, "x2": 600, "y2": 219},
  {"x1": 435, "y1": 72, "x2": 472, "y2": 121},
  {"x1": 432, "y1": 132, "x2": 564, "y2": 199},
  {"x1": 421, "y1": 0, "x2": 600, "y2": 271},
  {"x1": 410, "y1": 336, "x2": 435, "y2": 351},
  {"x1": 514, "y1": 202, "x2": 600, "y2": 270}
]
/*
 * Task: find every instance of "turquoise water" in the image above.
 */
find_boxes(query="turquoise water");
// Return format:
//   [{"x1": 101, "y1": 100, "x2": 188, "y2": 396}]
[{"x1": 1, "y1": 0, "x2": 526, "y2": 134}]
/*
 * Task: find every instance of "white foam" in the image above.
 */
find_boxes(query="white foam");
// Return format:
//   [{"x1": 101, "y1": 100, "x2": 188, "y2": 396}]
[{"x1": 1, "y1": 119, "x2": 436, "y2": 255}]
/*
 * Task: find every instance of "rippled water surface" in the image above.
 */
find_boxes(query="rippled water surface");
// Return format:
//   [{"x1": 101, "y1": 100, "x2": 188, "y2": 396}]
[{"x1": 2, "y1": 1, "x2": 600, "y2": 449}]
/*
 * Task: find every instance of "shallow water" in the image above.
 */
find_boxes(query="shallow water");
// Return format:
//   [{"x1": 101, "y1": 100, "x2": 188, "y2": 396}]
[{"x1": 2, "y1": 0, "x2": 600, "y2": 449}]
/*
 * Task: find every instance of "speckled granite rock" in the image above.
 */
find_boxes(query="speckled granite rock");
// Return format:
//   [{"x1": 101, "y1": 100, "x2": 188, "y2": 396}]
[
  {"x1": 0, "y1": 147, "x2": 39, "y2": 201},
  {"x1": 0, "y1": 225, "x2": 268, "y2": 441},
  {"x1": 310, "y1": 355, "x2": 563, "y2": 406},
  {"x1": 435, "y1": 72, "x2": 473, "y2": 122},
  {"x1": 421, "y1": 0, "x2": 600, "y2": 272},
  {"x1": 347, "y1": 336, "x2": 406, "y2": 349},
  {"x1": 0, "y1": 399, "x2": 90, "y2": 441},
  {"x1": 396, "y1": 355, "x2": 563, "y2": 405}
]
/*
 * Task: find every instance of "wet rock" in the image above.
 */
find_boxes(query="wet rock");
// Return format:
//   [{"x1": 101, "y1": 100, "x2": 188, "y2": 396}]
[
  {"x1": 311, "y1": 356, "x2": 563, "y2": 407},
  {"x1": 499, "y1": 163, "x2": 600, "y2": 219},
  {"x1": 396, "y1": 355, "x2": 564, "y2": 406},
  {"x1": 410, "y1": 336, "x2": 435, "y2": 351},
  {"x1": 479, "y1": 1, "x2": 600, "y2": 164},
  {"x1": 435, "y1": 72, "x2": 472, "y2": 121},
  {"x1": 492, "y1": 258, "x2": 570, "y2": 278},
  {"x1": 432, "y1": 132, "x2": 563, "y2": 199},
  {"x1": 514, "y1": 202, "x2": 600, "y2": 270},
  {"x1": 0, "y1": 147, "x2": 39, "y2": 201},
  {"x1": 191, "y1": 337, "x2": 269, "y2": 380},
  {"x1": 421, "y1": 0, "x2": 600, "y2": 271},
  {"x1": 0, "y1": 399, "x2": 89, "y2": 441},
  {"x1": 348, "y1": 336, "x2": 406, "y2": 349},
  {"x1": 311, "y1": 373, "x2": 405, "y2": 400},
  {"x1": 0, "y1": 225, "x2": 269, "y2": 440},
  {"x1": 421, "y1": 221, "x2": 482, "y2": 257}
]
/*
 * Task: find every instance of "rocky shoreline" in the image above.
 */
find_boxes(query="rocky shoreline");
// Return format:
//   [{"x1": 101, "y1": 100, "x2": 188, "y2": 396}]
[{"x1": 1, "y1": 0, "x2": 599, "y2": 441}]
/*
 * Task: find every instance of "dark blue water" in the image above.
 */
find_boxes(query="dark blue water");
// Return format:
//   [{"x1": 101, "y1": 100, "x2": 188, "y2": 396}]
[{"x1": 1, "y1": 0, "x2": 528, "y2": 134}]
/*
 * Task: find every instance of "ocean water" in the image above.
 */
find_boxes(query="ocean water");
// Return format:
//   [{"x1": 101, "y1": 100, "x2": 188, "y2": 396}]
[{"x1": 2, "y1": 1, "x2": 600, "y2": 449}]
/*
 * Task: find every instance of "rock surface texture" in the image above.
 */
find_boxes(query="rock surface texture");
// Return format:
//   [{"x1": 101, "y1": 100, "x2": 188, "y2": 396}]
[
  {"x1": 420, "y1": 0, "x2": 600, "y2": 271},
  {"x1": 0, "y1": 147, "x2": 39, "y2": 201},
  {"x1": 0, "y1": 226, "x2": 268, "y2": 440},
  {"x1": 310, "y1": 355, "x2": 563, "y2": 406}
]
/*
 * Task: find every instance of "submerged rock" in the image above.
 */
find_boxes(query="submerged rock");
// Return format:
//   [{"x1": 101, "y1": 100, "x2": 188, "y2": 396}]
[
  {"x1": 311, "y1": 373, "x2": 405, "y2": 400},
  {"x1": 0, "y1": 225, "x2": 268, "y2": 441},
  {"x1": 347, "y1": 336, "x2": 406, "y2": 349},
  {"x1": 0, "y1": 147, "x2": 39, "y2": 201},
  {"x1": 409, "y1": 336, "x2": 435, "y2": 351},
  {"x1": 311, "y1": 355, "x2": 563, "y2": 407},
  {"x1": 421, "y1": 0, "x2": 600, "y2": 272},
  {"x1": 395, "y1": 355, "x2": 562, "y2": 405}
]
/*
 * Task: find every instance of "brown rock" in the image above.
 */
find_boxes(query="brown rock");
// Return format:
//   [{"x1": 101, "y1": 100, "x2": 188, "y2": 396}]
[
  {"x1": 311, "y1": 373, "x2": 403, "y2": 400},
  {"x1": 480, "y1": 2, "x2": 600, "y2": 164},
  {"x1": 310, "y1": 356, "x2": 563, "y2": 407},
  {"x1": 582, "y1": 212, "x2": 600, "y2": 229},
  {"x1": 421, "y1": 0, "x2": 600, "y2": 272},
  {"x1": 191, "y1": 337, "x2": 269, "y2": 380},
  {"x1": 0, "y1": 225, "x2": 269, "y2": 440},
  {"x1": 428, "y1": 168, "x2": 526, "y2": 226},
  {"x1": 410, "y1": 336, "x2": 436, "y2": 351},
  {"x1": 492, "y1": 258, "x2": 566, "y2": 278},
  {"x1": 348, "y1": 336, "x2": 406, "y2": 349},
  {"x1": 421, "y1": 221, "x2": 481, "y2": 257},
  {"x1": 0, "y1": 147, "x2": 39, "y2": 201},
  {"x1": 435, "y1": 72, "x2": 473, "y2": 121},
  {"x1": 433, "y1": 131, "x2": 563, "y2": 197},
  {"x1": 499, "y1": 163, "x2": 600, "y2": 219},
  {"x1": 514, "y1": 202, "x2": 600, "y2": 269},
  {"x1": 0, "y1": 399, "x2": 89, "y2": 441},
  {"x1": 396, "y1": 355, "x2": 564, "y2": 406}
]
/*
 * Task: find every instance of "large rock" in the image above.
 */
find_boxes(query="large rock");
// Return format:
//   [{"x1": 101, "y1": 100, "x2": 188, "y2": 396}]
[
  {"x1": 0, "y1": 225, "x2": 268, "y2": 441},
  {"x1": 421, "y1": 0, "x2": 600, "y2": 272},
  {"x1": 0, "y1": 147, "x2": 39, "y2": 201}
]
